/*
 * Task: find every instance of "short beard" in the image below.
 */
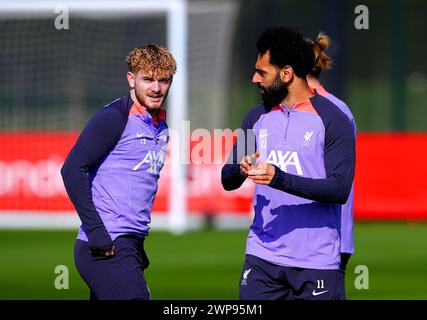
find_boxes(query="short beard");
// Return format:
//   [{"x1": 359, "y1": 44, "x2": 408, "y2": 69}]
[
  {"x1": 259, "y1": 73, "x2": 288, "y2": 107},
  {"x1": 134, "y1": 89, "x2": 167, "y2": 115}
]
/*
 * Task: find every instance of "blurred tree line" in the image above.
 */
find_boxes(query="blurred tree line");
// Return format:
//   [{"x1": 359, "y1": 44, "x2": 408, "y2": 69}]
[{"x1": 227, "y1": 0, "x2": 427, "y2": 132}]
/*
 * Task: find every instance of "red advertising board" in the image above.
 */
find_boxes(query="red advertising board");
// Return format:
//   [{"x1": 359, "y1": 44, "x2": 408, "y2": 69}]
[
  {"x1": 0, "y1": 131, "x2": 426, "y2": 220},
  {"x1": 354, "y1": 133, "x2": 427, "y2": 220}
]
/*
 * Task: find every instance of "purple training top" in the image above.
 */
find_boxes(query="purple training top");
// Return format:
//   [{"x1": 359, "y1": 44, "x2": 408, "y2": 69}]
[
  {"x1": 62, "y1": 93, "x2": 168, "y2": 248},
  {"x1": 316, "y1": 85, "x2": 356, "y2": 255},
  {"x1": 222, "y1": 91, "x2": 356, "y2": 270}
]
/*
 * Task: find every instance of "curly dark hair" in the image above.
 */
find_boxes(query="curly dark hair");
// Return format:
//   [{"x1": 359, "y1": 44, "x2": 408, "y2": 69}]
[{"x1": 256, "y1": 26, "x2": 314, "y2": 78}]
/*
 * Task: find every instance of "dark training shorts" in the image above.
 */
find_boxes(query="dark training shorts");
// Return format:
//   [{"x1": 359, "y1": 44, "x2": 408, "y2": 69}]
[
  {"x1": 239, "y1": 254, "x2": 346, "y2": 300},
  {"x1": 74, "y1": 235, "x2": 150, "y2": 300}
]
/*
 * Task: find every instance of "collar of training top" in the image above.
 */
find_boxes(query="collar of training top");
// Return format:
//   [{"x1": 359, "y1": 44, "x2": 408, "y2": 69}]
[{"x1": 128, "y1": 92, "x2": 166, "y2": 126}]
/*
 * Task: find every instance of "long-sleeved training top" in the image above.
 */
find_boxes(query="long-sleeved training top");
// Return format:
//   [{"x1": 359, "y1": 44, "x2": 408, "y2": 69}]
[
  {"x1": 316, "y1": 85, "x2": 357, "y2": 255},
  {"x1": 221, "y1": 91, "x2": 355, "y2": 269},
  {"x1": 61, "y1": 93, "x2": 168, "y2": 250}
]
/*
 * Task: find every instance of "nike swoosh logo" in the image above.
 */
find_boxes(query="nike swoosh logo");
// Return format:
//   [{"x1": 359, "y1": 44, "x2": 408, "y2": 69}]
[
  {"x1": 312, "y1": 289, "x2": 329, "y2": 296},
  {"x1": 136, "y1": 133, "x2": 145, "y2": 138},
  {"x1": 259, "y1": 133, "x2": 270, "y2": 138}
]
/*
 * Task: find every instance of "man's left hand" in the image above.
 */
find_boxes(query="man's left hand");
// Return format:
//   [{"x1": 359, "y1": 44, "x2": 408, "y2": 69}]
[{"x1": 248, "y1": 161, "x2": 276, "y2": 185}]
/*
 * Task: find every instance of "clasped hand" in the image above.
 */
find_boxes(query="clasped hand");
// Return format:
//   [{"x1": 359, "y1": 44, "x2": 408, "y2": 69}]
[{"x1": 239, "y1": 151, "x2": 276, "y2": 185}]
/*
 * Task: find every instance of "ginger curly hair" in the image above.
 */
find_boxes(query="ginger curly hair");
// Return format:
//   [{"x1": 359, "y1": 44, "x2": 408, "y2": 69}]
[{"x1": 125, "y1": 44, "x2": 177, "y2": 78}]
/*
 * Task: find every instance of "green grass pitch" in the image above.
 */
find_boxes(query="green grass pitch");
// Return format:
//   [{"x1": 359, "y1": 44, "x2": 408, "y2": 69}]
[{"x1": 0, "y1": 222, "x2": 426, "y2": 299}]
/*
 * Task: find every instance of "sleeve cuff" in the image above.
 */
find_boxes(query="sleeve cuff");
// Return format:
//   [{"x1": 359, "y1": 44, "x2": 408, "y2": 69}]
[
  {"x1": 268, "y1": 165, "x2": 287, "y2": 190},
  {"x1": 87, "y1": 226, "x2": 113, "y2": 251}
]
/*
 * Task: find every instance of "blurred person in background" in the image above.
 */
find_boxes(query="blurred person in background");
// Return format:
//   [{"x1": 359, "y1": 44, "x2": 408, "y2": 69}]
[
  {"x1": 61, "y1": 44, "x2": 176, "y2": 300},
  {"x1": 222, "y1": 26, "x2": 355, "y2": 300},
  {"x1": 306, "y1": 32, "x2": 357, "y2": 274}
]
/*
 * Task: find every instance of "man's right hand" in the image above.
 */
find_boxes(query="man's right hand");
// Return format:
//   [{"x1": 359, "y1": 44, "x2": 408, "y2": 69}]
[
  {"x1": 240, "y1": 151, "x2": 260, "y2": 177},
  {"x1": 101, "y1": 246, "x2": 115, "y2": 257},
  {"x1": 90, "y1": 246, "x2": 115, "y2": 257},
  {"x1": 88, "y1": 226, "x2": 115, "y2": 257}
]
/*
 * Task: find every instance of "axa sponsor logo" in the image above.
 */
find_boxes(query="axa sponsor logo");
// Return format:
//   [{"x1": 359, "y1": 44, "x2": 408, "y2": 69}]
[
  {"x1": 266, "y1": 150, "x2": 303, "y2": 175},
  {"x1": 132, "y1": 150, "x2": 166, "y2": 174}
]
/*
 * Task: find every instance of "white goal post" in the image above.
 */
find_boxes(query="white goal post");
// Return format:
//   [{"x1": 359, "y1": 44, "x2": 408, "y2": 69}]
[
  {"x1": 0, "y1": 0, "x2": 239, "y2": 233},
  {"x1": 0, "y1": 0, "x2": 188, "y2": 233}
]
